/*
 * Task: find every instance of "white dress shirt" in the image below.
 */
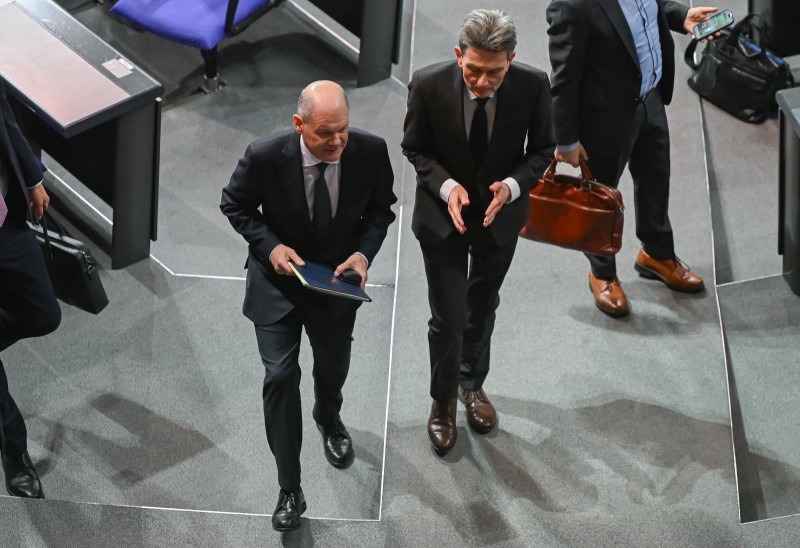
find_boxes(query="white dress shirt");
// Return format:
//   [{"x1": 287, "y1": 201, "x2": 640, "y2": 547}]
[
  {"x1": 300, "y1": 136, "x2": 340, "y2": 220},
  {"x1": 438, "y1": 86, "x2": 521, "y2": 204}
]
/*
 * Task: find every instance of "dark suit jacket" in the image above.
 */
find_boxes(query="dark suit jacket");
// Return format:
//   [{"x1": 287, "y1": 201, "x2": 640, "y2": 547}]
[
  {"x1": 401, "y1": 61, "x2": 555, "y2": 248},
  {"x1": 547, "y1": 0, "x2": 689, "y2": 154},
  {"x1": 1, "y1": 79, "x2": 43, "y2": 216},
  {"x1": 220, "y1": 128, "x2": 396, "y2": 325}
]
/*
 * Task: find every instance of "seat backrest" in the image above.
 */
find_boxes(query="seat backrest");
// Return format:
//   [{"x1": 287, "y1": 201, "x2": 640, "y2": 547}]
[{"x1": 110, "y1": 0, "x2": 284, "y2": 51}]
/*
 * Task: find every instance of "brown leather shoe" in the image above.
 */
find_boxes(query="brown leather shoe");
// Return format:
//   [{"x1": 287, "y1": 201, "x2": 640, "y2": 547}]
[
  {"x1": 588, "y1": 271, "x2": 629, "y2": 317},
  {"x1": 427, "y1": 399, "x2": 457, "y2": 456},
  {"x1": 459, "y1": 388, "x2": 497, "y2": 434},
  {"x1": 634, "y1": 248, "x2": 704, "y2": 293}
]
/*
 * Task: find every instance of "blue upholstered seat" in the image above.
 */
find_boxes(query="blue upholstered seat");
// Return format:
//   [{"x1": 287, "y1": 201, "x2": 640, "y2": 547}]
[
  {"x1": 111, "y1": 0, "x2": 277, "y2": 50},
  {"x1": 110, "y1": 0, "x2": 284, "y2": 89}
]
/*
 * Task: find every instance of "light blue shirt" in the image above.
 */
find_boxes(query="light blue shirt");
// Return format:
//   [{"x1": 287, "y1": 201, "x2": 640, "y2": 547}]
[
  {"x1": 557, "y1": 0, "x2": 663, "y2": 152},
  {"x1": 619, "y1": 0, "x2": 662, "y2": 96}
]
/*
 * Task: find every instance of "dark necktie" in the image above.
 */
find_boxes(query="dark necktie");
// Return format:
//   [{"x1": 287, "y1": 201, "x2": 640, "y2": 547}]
[
  {"x1": 313, "y1": 161, "x2": 331, "y2": 239},
  {"x1": 470, "y1": 97, "x2": 490, "y2": 167}
]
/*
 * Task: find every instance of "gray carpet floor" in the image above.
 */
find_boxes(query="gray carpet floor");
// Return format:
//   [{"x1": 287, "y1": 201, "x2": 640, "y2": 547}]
[{"x1": 1, "y1": 0, "x2": 799, "y2": 546}]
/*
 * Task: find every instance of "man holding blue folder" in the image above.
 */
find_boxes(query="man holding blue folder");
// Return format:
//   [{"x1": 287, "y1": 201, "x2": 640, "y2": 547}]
[{"x1": 221, "y1": 81, "x2": 396, "y2": 532}]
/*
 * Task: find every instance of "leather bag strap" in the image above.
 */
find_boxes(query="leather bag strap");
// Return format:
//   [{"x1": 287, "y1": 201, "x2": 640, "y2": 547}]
[{"x1": 544, "y1": 158, "x2": 594, "y2": 187}]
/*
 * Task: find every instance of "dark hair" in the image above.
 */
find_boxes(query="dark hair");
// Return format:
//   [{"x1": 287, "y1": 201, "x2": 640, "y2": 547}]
[{"x1": 458, "y1": 9, "x2": 517, "y2": 58}]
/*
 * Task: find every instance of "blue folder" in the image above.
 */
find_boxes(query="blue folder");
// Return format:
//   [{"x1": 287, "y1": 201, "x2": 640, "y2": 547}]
[{"x1": 289, "y1": 261, "x2": 371, "y2": 302}]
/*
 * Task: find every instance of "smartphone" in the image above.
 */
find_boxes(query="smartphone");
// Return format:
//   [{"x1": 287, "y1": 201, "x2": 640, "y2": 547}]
[
  {"x1": 693, "y1": 9, "x2": 734, "y2": 40},
  {"x1": 338, "y1": 268, "x2": 362, "y2": 286}
]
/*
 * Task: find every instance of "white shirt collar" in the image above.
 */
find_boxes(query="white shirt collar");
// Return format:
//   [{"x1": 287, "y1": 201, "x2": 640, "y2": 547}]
[
  {"x1": 299, "y1": 135, "x2": 341, "y2": 168},
  {"x1": 465, "y1": 88, "x2": 496, "y2": 101}
]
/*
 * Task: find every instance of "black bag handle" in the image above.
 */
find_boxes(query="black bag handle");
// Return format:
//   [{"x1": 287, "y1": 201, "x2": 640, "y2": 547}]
[
  {"x1": 724, "y1": 13, "x2": 767, "y2": 49},
  {"x1": 685, "y1": 12, "x2": 769, "y2": 70},
  {"x1": 684, "y1": 38, "x2": 701, "y2": 70},
  {"x1": 38, "y1": 213, "x2": 55, "y2": 263}
]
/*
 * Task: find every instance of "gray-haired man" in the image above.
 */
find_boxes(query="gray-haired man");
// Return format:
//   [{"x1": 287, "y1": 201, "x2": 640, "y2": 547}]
[{"x1": 402, "y1": 9, "x2": 554, "y2": 455}]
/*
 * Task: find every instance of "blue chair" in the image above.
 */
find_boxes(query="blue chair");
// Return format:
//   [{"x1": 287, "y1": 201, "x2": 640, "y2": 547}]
[{"x1": 110, "y1": 0, "x2": 285, "y2": 91}]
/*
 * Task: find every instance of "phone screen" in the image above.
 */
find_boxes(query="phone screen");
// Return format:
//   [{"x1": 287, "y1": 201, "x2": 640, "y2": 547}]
[{"x1": 694, "y1": 10, "x2": 733, "y2": 40}]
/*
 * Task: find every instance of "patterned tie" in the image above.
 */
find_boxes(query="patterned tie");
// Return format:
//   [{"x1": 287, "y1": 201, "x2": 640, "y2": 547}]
[
  {"x1": 0, "y1": 192, "x2": 7, "y2": 227},
  {"x1": 470, "y1": 97, "x2": 490, "y2": 167},
  {"x1": 313, "y1": 162, "x2": 331, "y2": 239}
]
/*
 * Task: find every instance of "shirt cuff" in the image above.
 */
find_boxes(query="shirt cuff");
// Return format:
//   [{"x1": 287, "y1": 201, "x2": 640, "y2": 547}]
[
  {"x1": 439, "y1": 179, "x2": 460, "y2": 203},
  {"x1": 26, "y1": 179, "x2": 43, "y2": 190},
  {"x1": 502, "y1": 177, "x2": 520, "y2": 203},
  {"x1": 556, "y1": 141, "x2": 580, "y2": 153},
  {"x1": 355, "y1": 251, "x2": 370, "y2": 267}
]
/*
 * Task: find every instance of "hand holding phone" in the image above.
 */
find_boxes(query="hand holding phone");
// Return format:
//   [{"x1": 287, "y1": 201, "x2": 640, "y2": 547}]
[
  {"x1": 338, "y1": 268, "x2": 362, "y2": 286},
  {"x1": 693, "y1": 9, "x2": 734, "y2": 41}
]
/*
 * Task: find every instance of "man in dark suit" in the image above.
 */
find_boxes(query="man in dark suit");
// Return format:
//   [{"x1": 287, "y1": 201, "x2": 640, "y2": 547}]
[
  {"x1": 402, "y1": 9, "x2": 554, "y2": 456},
  {"x1": 220, "y1": 80, "x2": 396, "y2": 532},
  {"x1": 547, "y1": 0, "x2": 717, "y2": 317},
  {"x1": 0, "y1": 78, "x2": 61, "y2": 499}
]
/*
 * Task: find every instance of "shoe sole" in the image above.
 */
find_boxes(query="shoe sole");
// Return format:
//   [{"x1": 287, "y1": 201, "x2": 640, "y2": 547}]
[
  {"x1": 272, "y1": 522, "x2": 301, "y2": 533},
  {"x1": 272, "y1": 501, "x2": 307, "y2": 532},
  {"x1": 5, "y1": 486, "x2": 45, "y2": 499},
  {"x1": 588, "y1": 280, "x2": 629, "y2": 318},
  {"x1": 634, "y1": 262, "x2": 705, "y2": 294},
  {"x1": 429, "y1": 438, "x2": 454, "y2": 457}
]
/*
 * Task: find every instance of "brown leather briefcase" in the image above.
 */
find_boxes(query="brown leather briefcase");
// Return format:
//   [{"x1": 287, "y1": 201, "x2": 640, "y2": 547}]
[{"x1": 519, "y1": 159, "x2": 624, "y2": 256}]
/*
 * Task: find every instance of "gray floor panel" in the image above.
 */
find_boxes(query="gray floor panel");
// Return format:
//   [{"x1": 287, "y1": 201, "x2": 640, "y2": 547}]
[
  {"x1": 719, "y1": 275, "x2": 800, "y2": 522},
  {"x1": 2, "y1": 260, "x2": 391, "y2": 519},
  {"x1": 4, "y1": 0, "x2": 800, "y2": 544}
]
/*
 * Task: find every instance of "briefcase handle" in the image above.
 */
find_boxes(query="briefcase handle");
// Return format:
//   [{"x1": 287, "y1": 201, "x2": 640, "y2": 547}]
[
  {"x1": 34, "y1": 210, "x2": 68, "y2": 263},
  {"x1": 38, "y1": 214, "x2": 55, "y2": 262},
  {"x1": 544, "y1": 158, "x2": 594, "y2": 190}
]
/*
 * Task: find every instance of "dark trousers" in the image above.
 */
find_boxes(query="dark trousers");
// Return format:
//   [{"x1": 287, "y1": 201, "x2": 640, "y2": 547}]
[
  {"x1": 420, "y1": 225, "x2": 517, "y2": 402},
  {"x1": 0, "y1": 221, "x2": 61, "y2": 457},
  {"x1": 254, "y1": 303, "x2": 357, "y2": 491},
  {"x1": 585, "y1": 90, "x2": 675, "y2": 280}
]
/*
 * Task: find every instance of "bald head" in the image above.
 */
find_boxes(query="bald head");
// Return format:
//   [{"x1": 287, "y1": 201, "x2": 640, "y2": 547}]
[
  {"x1": 293, "y1": 81, "x2": 350, "y2": 162},
  {"x1": 297, "y1": 80, "x2": 349, "y2": 121}
]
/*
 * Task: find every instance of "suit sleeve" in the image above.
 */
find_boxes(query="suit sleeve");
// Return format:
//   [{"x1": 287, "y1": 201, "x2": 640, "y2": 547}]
[
  {"x1": 1, "y1": 80, "x2": 44, "y2": 187},
  {"x1": 401, "y1": 70, "x2": 455, "y2": 199},
  {"x1": 547, "y1": 0, "x2": 589, "y2": 147},
  {"x1": 508, "y1": 72, "x2": 556, "y2": 193},
  {"x1": 352, "y1": 138, "x2": 397, "y2": 264},
  {"x1": 663, "y1": 1, "x2": 690, "y2": 34},
  {"x1": 220, "y1": 143, "x2": 282, "y2": 260}
]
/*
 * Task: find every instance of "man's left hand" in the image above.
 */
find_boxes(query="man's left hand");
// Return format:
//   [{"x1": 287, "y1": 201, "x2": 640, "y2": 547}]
[
  {"x1": 684, "y1": 7, "x2": 720, "y2": 38},
  {"x1": 483, "y1": 181, "x2": 511, "y2": 228},
  {"x1": 29, "y1": 185, "x2": 49, "y2": 221},
  {"x1": 334, "y1": 253, "x2": 368, "y2": 290}
]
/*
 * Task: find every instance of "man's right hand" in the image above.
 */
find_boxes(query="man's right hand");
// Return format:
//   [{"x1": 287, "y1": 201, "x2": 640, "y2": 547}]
[
  {"x1": 448, "y1": 185, "x2": 470, "y2": 234},
  {"x1": 554, "y1": 144, "x2": 588, "y2": 167},
  {"x1": 270, "y1": 244, "x2": 304, "y2": 275}
]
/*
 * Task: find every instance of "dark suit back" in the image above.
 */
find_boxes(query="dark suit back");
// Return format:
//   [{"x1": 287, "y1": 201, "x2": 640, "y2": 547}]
[
  {"x1": 547, "y1": 0, "x2": 689, "y2": 154},
  {"x1": 221, "y1": 128, "x2": 396, "y2": 325},
  {"x1": 402, "y1": 61, "x2": 555, "y2": 248}
]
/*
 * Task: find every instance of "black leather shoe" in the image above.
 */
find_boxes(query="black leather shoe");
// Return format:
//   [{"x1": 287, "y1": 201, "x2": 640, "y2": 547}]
[
  {"x1": 2, "y1": 451, "x2": 44, "y2": 499},
  {"x1": 317, "y1": 416, "x2": 354, "y2": 468},
  {"x1": 272, "y1": 487, "x2": 306, "y2": 532}
]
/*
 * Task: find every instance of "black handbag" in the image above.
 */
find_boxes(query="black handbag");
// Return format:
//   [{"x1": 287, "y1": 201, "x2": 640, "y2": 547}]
[
  {"x1": 684, "y1": 13, "x2": 794, "y2": 124},
  {"x1": 27, "y1": 212, "x2": 109, "y2": 314}
]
